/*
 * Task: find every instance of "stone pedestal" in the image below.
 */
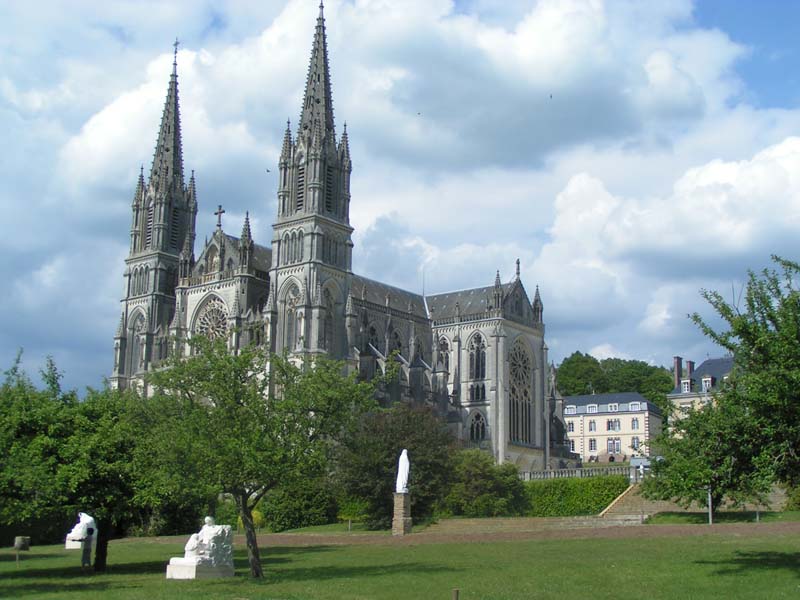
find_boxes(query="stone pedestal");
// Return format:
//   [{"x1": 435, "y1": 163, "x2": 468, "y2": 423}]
[
  {"x1": 166, "y1": 560, "x2": 234, "y2": 580},
  {"x1": 392, "y1": 492, "x2": 412, "y2": 536}
]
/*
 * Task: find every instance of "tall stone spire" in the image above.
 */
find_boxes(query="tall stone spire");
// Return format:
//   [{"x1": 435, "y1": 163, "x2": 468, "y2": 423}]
[
  {"x1": 298, "y1": 1, "x2": 335, "y2": 137},
  {"x1": 149, "y1": 39, "x2": 184, "y2": 192}
]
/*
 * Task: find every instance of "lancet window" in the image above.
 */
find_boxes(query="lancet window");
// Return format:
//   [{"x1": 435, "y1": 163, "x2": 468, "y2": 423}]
[
  {"x1": 469, "y1": 334, "x2": 486, "y2": 380},
  {"x1": 509, "y1": 340, "x2": 533, "y2": 445},
  {"x1": 470, "y1": 412, "x2": 486, "y2": 442}
]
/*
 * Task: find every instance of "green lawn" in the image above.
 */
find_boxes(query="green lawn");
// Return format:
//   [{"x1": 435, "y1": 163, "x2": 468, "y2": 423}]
[
  {"x1": 2, "y1": 529, "x2": 799, "y2": 599},
  {"x1": 647, "y1": 511, "x2": 800, "y2": 525}
]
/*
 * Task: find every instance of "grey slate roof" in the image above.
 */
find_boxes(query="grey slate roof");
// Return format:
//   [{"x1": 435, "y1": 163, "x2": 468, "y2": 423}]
[
  {"x1": 351, "y1": 274, "x2": 428, "y2": 319},
  {"x1": 671, "y1": 356, "x2": 733, "y2": 394},
  {"x1": 426, "y1": 283, "x2": 514, "y2": 319},
  {"x1": 222, "y1": 234, "x2": 272, "y2": 273},
  {"x1": 563, "y1": 392, "x2": 662, "y2": 416}
]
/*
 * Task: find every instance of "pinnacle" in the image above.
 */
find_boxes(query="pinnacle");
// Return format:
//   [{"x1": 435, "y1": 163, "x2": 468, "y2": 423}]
[{"x1": 241, "y1": 211, "x2": 252, "y2": 243}]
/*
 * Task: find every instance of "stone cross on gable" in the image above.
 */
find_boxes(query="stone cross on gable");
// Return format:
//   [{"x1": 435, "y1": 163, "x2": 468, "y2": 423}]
[{"x1": 214, "y1": 205, "x2": 225, "y2": 229}]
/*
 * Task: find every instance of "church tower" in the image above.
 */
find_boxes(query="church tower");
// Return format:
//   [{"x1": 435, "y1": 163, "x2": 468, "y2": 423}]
[
  {"x1": 268, "y1": 2, "x2": 353, "y2": 359},
  {"x1": 111, "y1": 44, "x2": 197, "y2": 389}
]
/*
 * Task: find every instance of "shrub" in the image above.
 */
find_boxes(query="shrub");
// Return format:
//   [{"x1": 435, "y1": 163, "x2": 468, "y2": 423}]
[
  {"x1": 261, "y1": 478, "x2": 337, "y2": 532},
  {"x1": 525, "y1": 475, "x2": 628, "y2": 517},
  {"x1": 784, "y1": 484, "x2": 800, "y2": 511},
  {"x1": 442, "y1": 450, "x2": 527, "y2": 517}
]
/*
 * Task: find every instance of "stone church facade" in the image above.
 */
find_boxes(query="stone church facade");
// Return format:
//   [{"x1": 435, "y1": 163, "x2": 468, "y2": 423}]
[{"x1": 110, "y1": 4, "x2": 571, "y2": 470}]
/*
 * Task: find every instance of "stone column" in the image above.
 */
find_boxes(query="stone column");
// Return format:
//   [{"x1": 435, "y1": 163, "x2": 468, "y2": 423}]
[{"x1": 392, "y1": 493, "x2": 412, "y2": 536}]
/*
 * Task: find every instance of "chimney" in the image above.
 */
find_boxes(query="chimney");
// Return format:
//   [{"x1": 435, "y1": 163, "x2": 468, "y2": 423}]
[
  {"x1": 673, "y1": 356, "x2": 682, "y2": 390},
  {"x1": 686, "y1": 360, "x2": 695, "y2": 379}
]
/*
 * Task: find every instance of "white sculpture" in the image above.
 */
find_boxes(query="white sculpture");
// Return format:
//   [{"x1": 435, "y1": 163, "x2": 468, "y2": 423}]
[
  {"x1": 396, "y1": 449, "x2": 410, "y2": 494},
  {"x1": 166, "y1": 516, "x2": 234, "y2": 579},
  {"x1": 65, "y1": 512, "x2": 98, "y2": 551}
]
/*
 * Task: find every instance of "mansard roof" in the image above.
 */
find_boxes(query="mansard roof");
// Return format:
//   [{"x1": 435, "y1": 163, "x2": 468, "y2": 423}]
[
  {"x1": 670, "y1": 356, "x2": 733, "y2": 395},
  {"x1": 563, "y1": 392, "x2": 662, "y2": 416},
  {"x1": 351, "y1": 274, "x2": 428, "y2": 319},
  {"x1": 426, "y1": 283, "x2": 515, "y2": 320}
]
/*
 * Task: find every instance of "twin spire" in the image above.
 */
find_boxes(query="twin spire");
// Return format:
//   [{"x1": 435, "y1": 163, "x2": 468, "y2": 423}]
[
  {"x1": 149, "y1": 38, "x2": 184, "y2": 193},
  {"x1": 298, "y1": 0, "x2": 335, "y2": 137}
]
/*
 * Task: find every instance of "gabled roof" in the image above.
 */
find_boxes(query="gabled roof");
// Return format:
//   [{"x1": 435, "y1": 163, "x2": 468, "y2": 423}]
[{"x1": 563, "y1": 391, "x2": 662, "y2": 416}]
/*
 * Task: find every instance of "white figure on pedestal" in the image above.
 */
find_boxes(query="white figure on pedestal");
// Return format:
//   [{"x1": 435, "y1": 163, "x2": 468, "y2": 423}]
[
  {"x1": 396, "y1": 449, "x2": 410, "y2": 494},
  {"x1": 166, "y1": 516, "x2": 234, "y2": 579}
]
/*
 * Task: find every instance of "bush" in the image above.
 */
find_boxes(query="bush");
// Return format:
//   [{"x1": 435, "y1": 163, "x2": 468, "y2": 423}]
[
  {"x1": 442, "y1": 450, "x2": 527, "y2": 517},
  {"x1": 525, "y1": 475, "x2": 628, "y2": 517},
  {"x1": 261, "y1": 478, "x2": 337, "y2": 532}
]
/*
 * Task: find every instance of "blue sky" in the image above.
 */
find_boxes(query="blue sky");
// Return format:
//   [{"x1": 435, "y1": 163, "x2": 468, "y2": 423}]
[{"x1": 3, "y1": 0, "x2": 800, "y2": 392}]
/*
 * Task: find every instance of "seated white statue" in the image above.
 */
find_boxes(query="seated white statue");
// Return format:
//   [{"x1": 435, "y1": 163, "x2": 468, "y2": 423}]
[
  {"x1": 65, "y1": 512, "x2": 98, "y2": 550},
  {"x1": 169, "y1": 517, "x2": 233, "y2": 568}
]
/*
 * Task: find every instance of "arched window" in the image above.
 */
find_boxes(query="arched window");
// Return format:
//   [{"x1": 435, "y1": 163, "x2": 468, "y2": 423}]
[
  {"x1": 368, "y1": 325, "x2": 379, "y2": 350},
  {"x1": 290, "y1": 232, "x2": 297, "y2": 263},
  {"x1": 438, "y1": 338, "x2": 450, "y2": 371},
  {"x1": 129, "y1": 312, "x2": 145, "y2": 373},
  {"x1": 390, "y1": 329, "x2": 402, "y2": 354},
  {"x1": 509, "y1": 340, "x2": 533, "y2": 445},
  {"x1": 145, "y1": 201, "x2": 154, "y2": 248},
  {"x1": 283, "y1": 234, "x2": 290, "y2": 265},
  {"x1": 470, "y1": 412, "x2": 486, "y2": 442},
  {"x1": 296, "y1": 164, "x2": 306, "y2": 211},
  {"x1": 469, "y1": 334, "x2": 486, "y2": 380},
  {"x1": 143, "y1": 266, "x2": 149, "y2": 293},
  {"x1": 322, "y1": 289, "x2": 334, "y2": 352},
  {"x1": 284, "y1": 284, "x2": 300, "y2": 350},
  {"x1": 298, "y1": 231, "x2": 304, "y2": 262}
]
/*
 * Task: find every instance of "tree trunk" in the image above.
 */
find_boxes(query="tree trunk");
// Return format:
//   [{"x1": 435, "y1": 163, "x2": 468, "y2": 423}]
[
  {"x1": 93, "y1": 521, "x2": 114, "y2": 573},
  {"x1": 236, "y1": 494, "x2": 263, "y2": 578}
]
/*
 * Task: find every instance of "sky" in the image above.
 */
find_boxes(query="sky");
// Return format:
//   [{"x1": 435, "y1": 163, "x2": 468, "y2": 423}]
[{"x1": 4, "y1": 0, "x2": 800, "y2": 392}]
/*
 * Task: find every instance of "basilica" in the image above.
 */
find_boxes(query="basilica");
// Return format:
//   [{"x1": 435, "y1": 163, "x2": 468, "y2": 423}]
[{"x1": 110, "y1": 4, "x2": 571, "y2": 470}]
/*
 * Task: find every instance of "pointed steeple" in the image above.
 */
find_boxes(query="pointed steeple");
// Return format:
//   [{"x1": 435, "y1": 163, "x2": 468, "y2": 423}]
[
  {"x1": 280, "y1": 119, "x2": 293, "y2": 160},
  {"x1": 495, "y1": 270, "x2": 501, "y2": 287},
  {"x1": 241, "y1": 211, "x2": 252, "y2": 244},
  {"x1": 149, "y1": 39, "x2": 184, "y2": 192},
  {"x1": 533, "y1": 285, "x2": 543, "y2": 323},
  {"x1": 133, "y1": 166, "x2": 145, "y2": 207},
  {"x1": 339, "y1": 121, "x2": 350, "y2": 163},
  {"x1": 298, "y1": 1, "x2": 335, "y2": 137}
]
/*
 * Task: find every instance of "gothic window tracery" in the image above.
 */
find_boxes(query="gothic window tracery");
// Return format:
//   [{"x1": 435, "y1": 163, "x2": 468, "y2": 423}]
[
  {"x1": 469, "y1": 334, "x2": 486, "y2": 380},
  {"x1": 509, "y1": 340, "x2": 533, "y2": 445},
  {"x1": 284, "y1": 284, "x2": 300, "y2": 350},
  {"x1": 194, "y1": 296, "x2": 229, "y2": 341},
  {"x1": 470, "y1": 412, "x2": 486, "y2": 442},
  {"x1": 322, "y1": 289, "x2": 334, "y2": 352},
  {"x1": 438, "y1": 338, "x2": 450, "y2": 371},
  {"x1": 129, "y1": 312, "x2": 145, "y2": 373}
]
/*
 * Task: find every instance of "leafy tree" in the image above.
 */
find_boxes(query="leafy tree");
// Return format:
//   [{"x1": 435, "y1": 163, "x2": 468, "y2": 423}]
[
  {"x1": 0, "y1": 354, "x2": 144, "y2": 571},
  {"x1": 642, "y1": 397, "x2": 773, "y2": 516},
  {"x1": 556, "y1": 352, "x2": 673, "y2": 413},
  {"x1": 691, "y1": 256, "x2": 800, "y2": 485},
  {"x1": 141, "y1": 338, "x2": 375, "y2": 577},
  {"x1": 555, "y1": 352, "x2": 608, "y2": 396},
  {"x1": 442, "y1": 449, "x2": 526, "y2": 517},
  {"x1": 336, "y1": 403, "x2": 455, "y2": 528}
]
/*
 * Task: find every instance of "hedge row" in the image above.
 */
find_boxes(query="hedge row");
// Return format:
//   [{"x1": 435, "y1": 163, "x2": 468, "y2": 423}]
[{"x1": 524, "y1": 475, "x2": 629, "y2": 517}]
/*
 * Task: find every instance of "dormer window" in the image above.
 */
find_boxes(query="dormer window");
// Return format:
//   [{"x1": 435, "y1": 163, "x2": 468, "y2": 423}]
[
  {"x1": 629, "y1": 401, "x2": 641, "y2": 412},
  {"x1": 565, "y1": 405, "x2": 576, "y2": 415},
  {"x1": 608, "y1": 403, "x2": 618, "y2": 412},
  {"x1": 681, "y1": 379, "x2": 691, "y2": 393},
  {"x1": 702, "y1": 377, "x2": 712, "y2": 393},
  {"x1": 587, "y1": 404, "x2": 597, "y2": 414}
]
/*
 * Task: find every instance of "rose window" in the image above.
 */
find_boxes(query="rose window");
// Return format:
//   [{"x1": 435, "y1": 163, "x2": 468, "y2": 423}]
[{"x1": 196, "y1": 297, "x2": 229, "y2": 340}]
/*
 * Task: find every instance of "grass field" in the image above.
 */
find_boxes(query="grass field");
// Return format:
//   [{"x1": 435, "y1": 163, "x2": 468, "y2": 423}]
[
  {"x1": 647, "y1": 511, "x2": 800, "y2": 525},
  {"x1": 2, "y1": 524, "x2": 799, "y2": 600}
]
